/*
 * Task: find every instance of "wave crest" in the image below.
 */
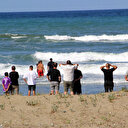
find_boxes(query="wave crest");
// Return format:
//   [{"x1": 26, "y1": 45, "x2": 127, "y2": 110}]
[{"x1": 44, "y1": 34, "x2": 128, "y2": 42}]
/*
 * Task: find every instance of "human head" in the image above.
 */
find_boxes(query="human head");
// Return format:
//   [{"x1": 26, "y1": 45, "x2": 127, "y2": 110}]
[
  {"x1": 29, "y1": 65, "x2": 33, "y2": 70},
  {"x1": 106, "y1": 63, "x2": 110, "y2": 69},
  {"x1": 50, "y1": 58, "x2": 53, "y2": 62},
  {"x1": 5, "y1": 72, "x2": 8, "y2": 77},
  {"x1": 66, "y1": 60, "x2": 72, "y2": 65},
  {"x1": 53, "y1": 63, "x2": 58, "y2": 68},
  {"x1": 12, "y1": 66, "x2": 16, "y2": 71},
  {"x1": 38, "y1": 60, "x2": 42, "y2": 64},
  {"x1": 75, "y1": 66, "x2": 78, "y2": 70}
]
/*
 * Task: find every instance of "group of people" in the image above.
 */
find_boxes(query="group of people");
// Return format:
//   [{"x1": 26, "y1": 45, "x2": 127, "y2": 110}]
[{"x1": 2, "y1": 58, "x2": 127, "y2": 96}]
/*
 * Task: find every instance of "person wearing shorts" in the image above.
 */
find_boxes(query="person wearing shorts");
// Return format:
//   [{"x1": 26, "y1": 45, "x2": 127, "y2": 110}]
[
  {"x1": 47, "y1": 63, "x2": 61, "y2": 95},
  {"x1": 59, "y1": 60, "x2": 78, "y2": 95},
  {"x1": 23, "y1": 65, "x2": 38, "y2": 96},
  {"x1": 100, "y1": 63, "x2": 117, "y2": 92},
  {"x1": 9, "y1": 66, "x2": 19, "y2": 95},
  {"x1": 37, "y1": 60, "x2": 45, "y2": 77}
]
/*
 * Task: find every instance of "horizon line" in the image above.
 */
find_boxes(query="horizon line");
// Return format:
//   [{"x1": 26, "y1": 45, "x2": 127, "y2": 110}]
[{"x1": 0, "y1": 8, "x2": 128, "y2": 13}]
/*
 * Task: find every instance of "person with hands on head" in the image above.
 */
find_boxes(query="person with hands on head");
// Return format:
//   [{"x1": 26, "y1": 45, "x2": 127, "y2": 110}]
[
  {"x1": 59, "y1": 60, "x2": 78, "y2": 95},
  {"x1": 100, "y1": 63, "x2": 117, "y2": 92}
]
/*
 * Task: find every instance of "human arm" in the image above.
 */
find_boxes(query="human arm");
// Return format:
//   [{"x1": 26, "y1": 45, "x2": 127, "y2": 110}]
[
  {"x1": 6, "y1": 83, "x2": 10, "y2": 92},
  {"x1": 46, "y1": 75, "x2": 51, "y2": 82},
  {"x1": 109, "y1": 64, "x2": 117, "y2": 70},
  {"x1": 2, "y1": 84, "x2": 6, "y2": 91},
  {"x1": 125, "y1": 75, "x2": 128, "y2": 81},
  {"x1": 100, "y1": 65, "x2": 106, "y2": 70},
  {"x1": 23, "y1": 78, "x2": 28, "y2": 84}
]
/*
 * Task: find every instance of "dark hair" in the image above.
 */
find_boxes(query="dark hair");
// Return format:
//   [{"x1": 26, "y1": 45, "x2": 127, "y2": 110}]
[
  {"x1": 50, "y1": 58, "x2": 53, "y2": 61},
  {"x1": 12, "y1": 66, "x2": 16, "y2": 70},
  {"x1": 66, "y1": 60, "x2": 72, "y2": 65},
  {"x1": 53, "y1": 63, "x2": 58, "y2": 67},
  {"x1": 29, "y1": 65, "x2": 33, "y2": 70},
  {"x1": 38, "y1": 60, "x2": 42, "y2": 63},
  {"x1": 5, "y1": 72, "x2": 8, "y2": 76}
]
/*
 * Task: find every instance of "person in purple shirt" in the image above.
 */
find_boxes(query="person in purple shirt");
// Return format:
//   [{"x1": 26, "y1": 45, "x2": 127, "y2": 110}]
[{"x1": 2, "y1": 72, "x2": 11, "y2": 95}]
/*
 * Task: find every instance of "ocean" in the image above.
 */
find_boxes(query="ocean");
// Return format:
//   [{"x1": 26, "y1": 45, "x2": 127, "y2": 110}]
[{"x1": 0, "y1": 9, "x2": 128, "y2": 95}]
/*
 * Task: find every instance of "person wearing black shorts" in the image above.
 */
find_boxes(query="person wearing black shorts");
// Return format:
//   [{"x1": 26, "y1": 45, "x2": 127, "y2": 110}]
[
  {"x1": 23, "y1": 65, "x2": 38, "y2": 96},
  {"x1": 100, "y1": 63, "x2": 117, "y2": 92}
]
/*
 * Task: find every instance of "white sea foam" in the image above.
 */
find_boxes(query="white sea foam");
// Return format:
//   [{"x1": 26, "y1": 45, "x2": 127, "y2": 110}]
[
  {"x1": 0, "y1": 62, "x2": 127, "y2": 85},
  {"x1": 44, "y1": 34, "x2": 128, "y2": 42},
  {"x1": 11, "y1": 36, "x2": 27, "y2": 39},
  {"x1": 34, "y1": 51, "x2": 128, "y2": 63}
]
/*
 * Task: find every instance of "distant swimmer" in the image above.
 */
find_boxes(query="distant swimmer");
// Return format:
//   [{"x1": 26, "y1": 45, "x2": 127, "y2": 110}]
[
  {"x1": 37, "y1": 60, "x2": 45, "y2": 78},
  {"x1": 100, "y1": 63, "x2": 117, "y2": 92},
  {"x1": 47, "y1": 58, "x2": 54, "y2": 72}
]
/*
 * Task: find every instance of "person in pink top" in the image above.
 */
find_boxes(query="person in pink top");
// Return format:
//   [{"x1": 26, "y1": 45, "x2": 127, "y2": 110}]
[{"x1": 2, "y1": 72, "x2": 11, "y2": 95}]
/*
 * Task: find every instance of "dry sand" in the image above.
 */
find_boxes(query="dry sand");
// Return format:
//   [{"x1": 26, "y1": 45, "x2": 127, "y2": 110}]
[{"x1": 0, "y1": 91, "x2": 128, "y2": 128}]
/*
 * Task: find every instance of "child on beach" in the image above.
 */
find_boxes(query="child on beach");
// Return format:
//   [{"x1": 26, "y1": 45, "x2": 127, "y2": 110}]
[{"x1": 2, "y1": 72, "x2": 11, "y2": 95}]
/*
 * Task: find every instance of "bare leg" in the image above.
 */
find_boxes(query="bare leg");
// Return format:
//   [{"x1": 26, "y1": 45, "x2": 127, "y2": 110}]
[
  {"x1": 51, "y1": 90, "x2": 54, "y2": 95},
  {"x1": 64, "y1": 91, "x2": 67, "y2": 95},
  {"x1": 28, "y1": 90, "x2": 31, "y2": 96},
  {"x1": 55, "y1": 90, "x2": 58, "y2": 95},
  {"x1": 70, "y1": 91, "x2": 74, "y2": 95},
  {"x1": 33, "y1": 90, "x2": 36, "y2": 96}
]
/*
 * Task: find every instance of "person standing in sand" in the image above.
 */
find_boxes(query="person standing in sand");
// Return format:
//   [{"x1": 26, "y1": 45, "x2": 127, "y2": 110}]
[
  {"x1": 23, "y1": 65, "x2": 38, "y2": 96},
  {"x1": 73, "y1": 66, "x2": 83, "y2": 95},
  {"x1": 100, "y1": 63, "x2": 117, "y2": 92},
  {"x1": 47, "y1": 63, "x2": 61, "y2": 95},
  {"x1": 59, "y1": 60, "x2": 78, "y2": 95},
  {"x1": 2, "y1": 72, "x2": 11, "y2": 95},
  {"x1": 9, "y1": 66, "x2": 19, "y2": 95},
  {"x1": 37, "y1": 60, "x2": 45, "y2": 78}
]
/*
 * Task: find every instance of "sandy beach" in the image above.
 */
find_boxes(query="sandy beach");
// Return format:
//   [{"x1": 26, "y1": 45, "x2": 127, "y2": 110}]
[{"x1": 0, "y1": 90, "x2": 128, "y2": 128}]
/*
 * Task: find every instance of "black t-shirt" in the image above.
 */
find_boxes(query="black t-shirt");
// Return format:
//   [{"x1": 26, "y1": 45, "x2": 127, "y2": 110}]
[
  {"x1": 101, "y1": 68, "x2": 115, "y2": 82},
  {"x1": 9, "y1": 71, "x2": 19, "y2": 85},
  {"x1": 47, "y1": 61, "x2": 54, "y2": 71},
  {"x1": 47, "y1": 69, "x2": 61, "y2": 82},
  {"x1": 74, "y1": 69, "x2": 82, "y2": 84}
]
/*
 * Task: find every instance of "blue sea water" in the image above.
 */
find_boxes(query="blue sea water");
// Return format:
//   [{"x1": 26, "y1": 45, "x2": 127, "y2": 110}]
[{"x1": 0, "y1": 9, "x2": 128, "y2": 95}]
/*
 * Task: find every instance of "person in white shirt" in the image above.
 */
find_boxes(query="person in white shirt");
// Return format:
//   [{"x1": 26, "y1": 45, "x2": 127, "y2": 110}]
[
  {"x1": 59, "y1": 60, "x2": 78, "y2": 95},
  {"x1": 23, "y1": 65, "x2": 38, "y2": 96}
]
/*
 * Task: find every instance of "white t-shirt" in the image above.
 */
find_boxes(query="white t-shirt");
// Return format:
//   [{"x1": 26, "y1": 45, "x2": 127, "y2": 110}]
[
  {"x1": 61, "y1": 65, "x2": 75, "y2": 81},
  {"x1": 23, "y1": 70, "x2": 37, "y2": 85}
]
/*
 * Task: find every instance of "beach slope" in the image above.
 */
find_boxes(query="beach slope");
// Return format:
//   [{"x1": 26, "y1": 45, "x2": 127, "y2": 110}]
[{"x1": 0, "y1": 91, "x2": 128, "y2": 128}]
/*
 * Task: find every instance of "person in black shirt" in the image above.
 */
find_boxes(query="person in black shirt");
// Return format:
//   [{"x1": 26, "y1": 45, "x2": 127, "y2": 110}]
[
  {"x1": 73, "y1": 66, "x2": 83, "y2": 95},
  {"x1": 9, "y1": 66, "x2": 19, "y2": 94},
  {"x1": 47, "y1": 58, "x2": 54, "y2": 72},
  {"x1": 100, "y1": 63, "x2": 117, "y2": 92},
  {"x1": 47, "y1": 63, "x2": 61, "y2": 95}
]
